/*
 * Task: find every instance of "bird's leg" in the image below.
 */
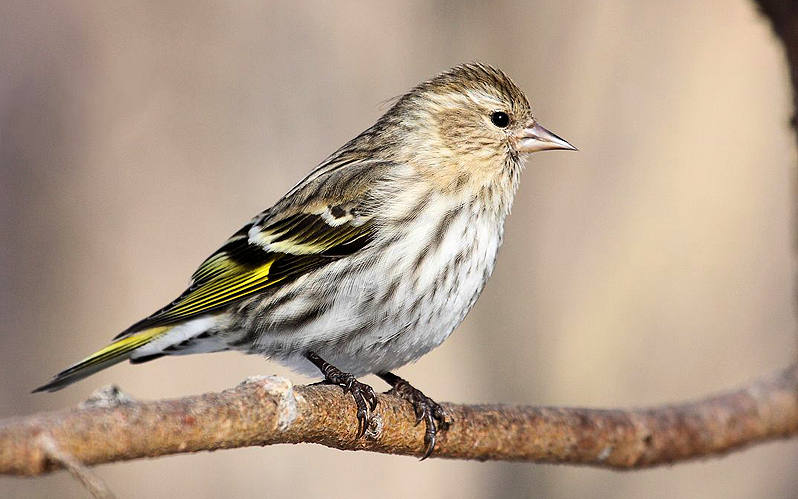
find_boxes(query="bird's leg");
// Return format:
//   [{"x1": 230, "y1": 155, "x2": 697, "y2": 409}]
[
  {"x1": 304, "y1": 351, "x2": 377, "y2": 438},
  {"x1": 378, "y1": 371, "x2": 451, "y2": 459}
]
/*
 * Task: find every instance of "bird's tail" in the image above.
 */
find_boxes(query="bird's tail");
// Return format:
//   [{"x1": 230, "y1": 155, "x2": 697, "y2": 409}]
[{"x1": 32, "y1": 326, "x2": 170, "y2": 393}]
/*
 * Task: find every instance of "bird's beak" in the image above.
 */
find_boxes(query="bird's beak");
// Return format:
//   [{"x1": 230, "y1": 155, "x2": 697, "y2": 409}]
[{"x1": 516, "y1": 122, "x2": 577, "y2": 153}]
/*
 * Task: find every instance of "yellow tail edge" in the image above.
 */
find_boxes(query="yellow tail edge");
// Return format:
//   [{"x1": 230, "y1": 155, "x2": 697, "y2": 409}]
[{"x1": 32, "y1": 326, "x2": 170, "y2": 393}]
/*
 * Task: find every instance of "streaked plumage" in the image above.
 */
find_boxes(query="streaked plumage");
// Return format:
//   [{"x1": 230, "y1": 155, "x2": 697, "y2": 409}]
[{"x1": 35, "y1": 63, "x2": 575, "y2": 457}]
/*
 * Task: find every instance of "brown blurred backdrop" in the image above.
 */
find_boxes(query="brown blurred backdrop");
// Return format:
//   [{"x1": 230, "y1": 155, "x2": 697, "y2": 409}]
[{"x1": 1, "y1": 1, "x2": 797, "y2": 498}]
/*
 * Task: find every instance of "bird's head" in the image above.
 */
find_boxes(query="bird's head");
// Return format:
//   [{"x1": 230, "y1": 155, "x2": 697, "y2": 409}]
[{"x1": 378, "y1": 63, "x2": 575, "y2": 194}]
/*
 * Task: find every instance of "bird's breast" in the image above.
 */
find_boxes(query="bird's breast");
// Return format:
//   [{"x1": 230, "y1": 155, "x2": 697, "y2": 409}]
[
  {"x1": 364, "y1": 192, "x2": 504, "y2": 354},
  {"x1": 239, "y1": 190, "x2": 507, "y2": 376}
]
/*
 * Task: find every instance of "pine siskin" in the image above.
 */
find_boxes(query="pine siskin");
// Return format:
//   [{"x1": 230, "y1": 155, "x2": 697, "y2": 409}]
[{"x1": 34, "y1": 63, "x2": 575, "y2": 457}]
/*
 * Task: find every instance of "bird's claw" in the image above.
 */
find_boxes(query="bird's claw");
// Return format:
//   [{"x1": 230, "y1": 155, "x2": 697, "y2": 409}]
[
  {"x1": 338, "y1": 374, "x2": 378, "y2": 438},
  {"x1": 306, "y1": 352, "x2": 379, "y2": 440},
  {"x1": 388, "y1": 381, "x2": 451, "y2": 460}
]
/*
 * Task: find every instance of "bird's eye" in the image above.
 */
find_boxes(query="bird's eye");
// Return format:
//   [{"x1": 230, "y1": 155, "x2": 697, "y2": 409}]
[{"x1": 490, "y1": 111, "x2": 510, "y2": 128}]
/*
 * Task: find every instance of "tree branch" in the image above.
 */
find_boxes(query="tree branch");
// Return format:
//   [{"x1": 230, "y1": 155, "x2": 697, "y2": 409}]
[{"x1": 2, "y1": 365, "x2": 796, "y2": 476}]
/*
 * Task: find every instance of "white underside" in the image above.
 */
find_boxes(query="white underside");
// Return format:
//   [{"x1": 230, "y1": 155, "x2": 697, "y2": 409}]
[
  {"x1": 247, "y1": 193, "x2": 503, "y2": 376},
  {"x1": 130, "y1": 316, "x2": 228, "y2": 358}
]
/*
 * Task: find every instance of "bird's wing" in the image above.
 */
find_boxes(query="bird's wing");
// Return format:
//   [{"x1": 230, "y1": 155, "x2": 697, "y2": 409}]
[
  {"x1": 38, "y1": 199, "x2": 379, "y2": 391},
  {"x1": 117, "y1": 160, "x2": 391, "y2": 337}
]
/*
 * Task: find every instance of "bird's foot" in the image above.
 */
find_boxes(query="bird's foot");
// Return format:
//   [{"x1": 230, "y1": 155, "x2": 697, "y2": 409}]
[
  {"x1": 330, "y1": 372, "x2": 378, "y2": 438},
  {"x1": 305, "y1": 352, "x2": 377, "y2": 438},
  {"x1": 379, "y1": 372, "x2": 451, "y2": 459}
]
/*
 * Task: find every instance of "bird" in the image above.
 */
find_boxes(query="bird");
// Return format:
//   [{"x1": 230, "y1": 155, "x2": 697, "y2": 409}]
[{"x1": 34, "y1": 63, "x2": 575, "y2": 458}]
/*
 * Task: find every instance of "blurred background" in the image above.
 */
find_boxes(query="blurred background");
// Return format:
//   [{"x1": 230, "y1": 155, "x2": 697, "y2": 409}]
[{"x1": 1, "y1": 1, "x2": 797, "y2": 498}]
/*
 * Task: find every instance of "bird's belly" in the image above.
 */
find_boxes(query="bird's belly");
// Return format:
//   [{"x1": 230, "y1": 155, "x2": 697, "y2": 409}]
[{"x1": 241, "y1": 205, "x2": 502, "y2": 377}]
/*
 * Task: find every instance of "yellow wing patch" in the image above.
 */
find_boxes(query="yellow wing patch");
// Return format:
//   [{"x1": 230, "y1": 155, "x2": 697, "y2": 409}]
[
  {"x1": 123, "y1": 212, "x2": 375, "y2": 333},
  {"x1": 154, "y1": 259, "x2": 279, "y2": 323},
  {"x1": 250, "y1": 212, "x2": 373, "y2": 255},
  {"x1": 257, "y1": 225, "x2": 368, "y2": 254}
]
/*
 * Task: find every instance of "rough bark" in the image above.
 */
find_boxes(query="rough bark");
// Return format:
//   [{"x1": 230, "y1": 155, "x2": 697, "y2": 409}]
[{"x1": 1, "y1": 366, "x2": 797, "y2": 476}]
